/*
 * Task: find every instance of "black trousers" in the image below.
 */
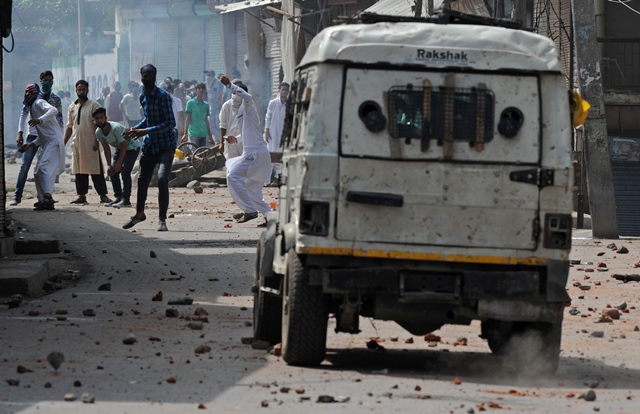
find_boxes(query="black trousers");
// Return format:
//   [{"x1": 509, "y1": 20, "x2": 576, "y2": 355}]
[{"x1": 75, "y1": 173, "x2": 108, "y2": 196}]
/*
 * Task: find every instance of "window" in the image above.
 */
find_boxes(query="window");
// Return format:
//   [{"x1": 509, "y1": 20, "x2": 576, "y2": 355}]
[{"x1": 387, "y1": 85, "x2": 495, "y2": 144}]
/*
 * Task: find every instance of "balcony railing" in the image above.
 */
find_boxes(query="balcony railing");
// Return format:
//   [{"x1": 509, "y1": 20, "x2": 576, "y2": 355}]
[{"x1": 599, "y1": 38, "x2": 640, "y2": 91}]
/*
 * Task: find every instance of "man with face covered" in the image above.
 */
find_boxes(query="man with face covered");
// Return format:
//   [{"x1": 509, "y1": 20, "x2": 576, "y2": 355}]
[
  {"x1": 10, "y1": 71, "x2": 64, "y2": 206},
  {"x1": 63, "y1": 79, "x2": 111, "y2": 205},
  {"x1": 219, "y1": 78, "x2": 244, "y2": 160},
  {"x1": 122, "y1": 64, "x2": 176, "y2": 232}
]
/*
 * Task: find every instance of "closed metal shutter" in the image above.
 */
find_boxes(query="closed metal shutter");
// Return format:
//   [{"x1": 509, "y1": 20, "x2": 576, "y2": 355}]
[
  {"x1": 235, "y1": 13, "x2": 248, "y2": 79},
  {"x1": 180, "y1": 18, "x2": 205, "y2": 82},
  {"x1": 261, "y1": 18, "x2": 282, "y2": 97},
  {"x1": 131, "y1": 19, "x2": 156, "y2": 81},
  {"x1": 611, "y1": 160, "x2": 640, "y2": 236},
  {"x1": 155, "y1": 19, "x2": 180, "y2": 82},
  {"x1": 206, "y1": 16, "x2": 224, "y2": 75}
]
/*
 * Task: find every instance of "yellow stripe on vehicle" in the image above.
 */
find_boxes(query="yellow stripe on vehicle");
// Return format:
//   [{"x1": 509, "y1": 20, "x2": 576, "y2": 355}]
[{"x1": 299, "y1": 246, "x2": 547, "y2": 265}]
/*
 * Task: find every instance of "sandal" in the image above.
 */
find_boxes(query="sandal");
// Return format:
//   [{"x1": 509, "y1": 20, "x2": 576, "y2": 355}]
[
  {"x1": 236, "y1": 212, "x2": 258, "y2": 223},
  {"x1": 232, "y1": 212, "x2": 244, "y2": 220},
  {"x1": 123, "y1": 214, "x2": 146, "y2": 229}
]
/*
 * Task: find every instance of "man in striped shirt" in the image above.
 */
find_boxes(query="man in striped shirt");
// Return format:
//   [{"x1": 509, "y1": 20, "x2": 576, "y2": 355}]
[{"x1": 122, "y1": 64, "x2": 177, "y2": 232}]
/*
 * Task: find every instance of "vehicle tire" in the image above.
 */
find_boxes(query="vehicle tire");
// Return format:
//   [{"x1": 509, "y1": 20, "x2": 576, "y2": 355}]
[
  {"x1": 281, "y1": 250, "x2": 327, "y2": 366},
  {"x1": 252, "y1": 232, "x2": 282, "y2": 344},
  {"x1": 483, "y1": 320, "x2": 561, "y2": 374}
]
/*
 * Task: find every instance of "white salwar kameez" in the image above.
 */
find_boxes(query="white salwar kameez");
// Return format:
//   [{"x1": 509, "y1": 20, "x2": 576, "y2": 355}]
[
  {"x1": 30, "y1": 98, "x2": 63, "y2": 201},
  {"x1": 265, "y1": 97, "x2": 286, "y2": 178},
  {"x1": 225, "y1": 83, "x2": 272, "y2": 215}
]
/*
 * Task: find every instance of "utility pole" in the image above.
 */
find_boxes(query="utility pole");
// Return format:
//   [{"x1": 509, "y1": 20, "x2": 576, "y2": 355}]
[
  {"x1": 78, "y1": 0, "x2": 85, "y2": 79},
  {"x1": 571, "y1": 0, "x2": 619, "y2": 238},
  {"x1": 415, "y1": 0, "x2": 422, "y2": 17}
]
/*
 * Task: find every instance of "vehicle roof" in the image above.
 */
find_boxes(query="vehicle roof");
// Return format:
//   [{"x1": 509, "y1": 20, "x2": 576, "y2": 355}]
[{"x1": 298, "y1": 22, "x2": 563, "y2": 73}]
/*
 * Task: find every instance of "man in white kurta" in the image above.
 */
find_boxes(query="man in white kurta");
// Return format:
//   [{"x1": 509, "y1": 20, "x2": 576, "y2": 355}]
[
  {"x1": 264, "y1": 82, "x2": 289, "y2": 182},
  {"x1": 19, "y1": 85, "x2": 64, "y2": 210},
  {"x1": 219, "y1": 79, "x2": 244, "y2": 161},
  {"x1": 219, "y1": 76, "x2": 271, "y2": 223}
]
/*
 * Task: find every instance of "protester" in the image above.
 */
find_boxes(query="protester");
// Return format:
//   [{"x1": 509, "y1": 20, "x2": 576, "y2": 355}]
[
  {"x1": 205, "y1": 70, "x2": 224, "y2": 142},
  {"x1": 120, "y1": 81, "x2": 143, "y2": 128},
  {"x1": 63, "y1": 79, "x2": 112, "y2": 205},
  {"x1": 219, "y1": 75, "x2": 271, "y2": 224},
  {"x1": 93, "y1": 107, "x2": 141, "y2": 208},
  {"x1": 264, "y1": 82, "x2": 289, "y2": 184},
  {"x1": 164, "y1": 83, "x2": 185, "y2": 137},
  {"x1": 97, "y1": 85, "x2": 109, "y2": 107},
  {"x1": 10, "y1": 70, "x2": 63, "y2": 206},
  {"x1": 182, "y1": 82, "x2": 213, "y2": 148},
  {"x1": 105, "y1": 81, "x2": 124, "y2": 123},
  {"x1": 122, "y1": 64, "x2": 176, "y2": 232},
  {"x1": 18, "y1": 84, "x2": 64, "y2": 211},
  {"x1": 219, "y1": 78, "x2": 244, "y2": 161}
]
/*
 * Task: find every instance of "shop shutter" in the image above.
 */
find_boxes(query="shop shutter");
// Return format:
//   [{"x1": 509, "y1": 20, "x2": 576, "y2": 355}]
[
  {"x1": 206, "y1": 15, "x2": 225, "y2": 75},
  {"x1": 235, "y1": 13, "x2": 248, "y2": 79},
  {"x1": 261, "y1": 18, "x2": 282, "y2": 97},
  {"x1": 155, "y1": 19, "x2": 180, "y2": 82},
  {"x1": 130, "y1": 19, "x2": 156, "y2": 81},
  {"x1": 180, "y1": 18, "x2": 206, "y2": 82}
]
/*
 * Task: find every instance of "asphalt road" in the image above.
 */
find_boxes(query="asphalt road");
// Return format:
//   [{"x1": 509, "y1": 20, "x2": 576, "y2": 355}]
[{"x1": 2, "y1": 158, "x2": 640, "y2": 413}]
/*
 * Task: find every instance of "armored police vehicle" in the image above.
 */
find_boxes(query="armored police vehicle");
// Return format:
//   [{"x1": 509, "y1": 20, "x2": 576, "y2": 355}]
[{"x1": 253, "y1": 11, "x2": 573, "y2": 372}]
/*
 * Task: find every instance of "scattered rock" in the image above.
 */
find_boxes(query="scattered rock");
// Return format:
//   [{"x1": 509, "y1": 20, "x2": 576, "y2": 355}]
[
  {"x1": 607, "y1": 243, "x2": 617, "y2": 250},
  {"x1": 28, "y1": 310, "x2": 40, "y2": 316},
  {"x1": 97, "y1": 283, "x2": 111, "y2": 291},
  {"x1": 64, "y1": 393, "x2": 77, "y2": 401},
  {"x1": 453, "y1": 377, "x2": 462, "y2": 385},
  {"x1": 295, "y1": 387, "x2": 305, "y2": 394},
  {"x1": 251, "y1": 340, "x2": 271, "y2": 350},
  {"x1": 454, "y1": 337, "x2": 468, "y2": 346},
  {"x1": 405, "y1": 338, "x2": 414, "y2": 344},
  {"x1": 317, "y1": 395, "x2": 335, "y2": 403},
  {"x1": 261, "y1": 400, "x2": 269, "y2": 407},
  {"x1": 569, "y1": 307, "x2": 581, "y2": 316},
  {"x1": 44, "y1": 382, "x2": 52, "y2": 388},
  {"x1": 194, "y1": 344, "x2": 211, "y2": 354},
  {"x1": 590, "y1": 331, "x2": 605, "y2": 338},
  {"x1": 114, "y1": 310, "x2": 124, "y2": 316},
  {"x1": 152, "y1": 291, "x2": 163, "y2": 301},
  {"x1": 83, "y1": 309, "x2": 96, "y2": 317},
  {"x1": 618, "y1": 246, "x2": 629, "y2": 254},
  {"x1": 194, "y1": 307, "x2": 209, "y2": 316},
  {"x1": 570, "y1": 259, "x2": 581, "y2": 265},
  {"x1": 280, "y1": 387, "x2": 290, "y2": 393},
  {"x1": 579, "y1": 390, "x2": 597, "y2": 401},
  {"x1": 424, "y1": 334, "x2": 441, "y2": 342},
  {"x1": 635, "y1": 326, "x2": 639, "y2": 332},
  {"x1": 81, "y1": 393, "x2": 95, "y2": 403},
  {"x1": 579, "y1": 285, "x2": 591, "y2": 291},
  {"x1": 168, "y1": 297, "x2": 193, "y2": 305},
  {"x1": 166, "y1": 377, "x2": 177, "y2": 384},
  {"x1": 241, "y1": 337, "x2": 253, "y2": 345},
  {"x1": 150, "y1": 251, "x2": 157, "y2": 258},
  {"x1": 6, "y1": 379, "x2": 19, "y2": 386},
  {"x1": 165, "y1": 309, "x2": 179, "y2": 318},
  {"x1": 390, "y1": 336, "x2": 399, "y2": 342},
  {"x1": 272, "y1": 343, "x2": 282, "y2": 357},
  {"x1": 605, "y1": 309, "x2": 620, "y2": 320},
  {"x1": 244, "y1": 321, "x2": 253, "y2": 327},
  {"x1": 187, "y1": 322, "x2": 203, "y2": 330},
  {"x1": 585, "y1": 380, "x2": 599, "y2": 389},
  {"x1": 617, "y1": 301, "x2": 628, "y2": 310},
  {"x1": 16, "y1": 365, "x2": 33, "y2": 374},
  {"x1": 47, "y1": 351, "x2": 65, "y2": 370},
  {"x1": 193, "y1": 187, "x2": 204, "y2": 194},
  {"x1": 73, "y1": 380, "x2": 82, "y2": 387},
  {"x1": 122, "y1": 334, "x2": 137, "y2": 345},
  {"x1": 366, "y1": 340, "x2": 385, "y2": 351}
]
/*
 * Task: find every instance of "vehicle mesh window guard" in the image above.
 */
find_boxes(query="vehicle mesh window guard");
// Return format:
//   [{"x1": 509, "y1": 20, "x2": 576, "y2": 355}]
[{"x1": 387, "y1": 86, "x2": 495, "y2": 144}]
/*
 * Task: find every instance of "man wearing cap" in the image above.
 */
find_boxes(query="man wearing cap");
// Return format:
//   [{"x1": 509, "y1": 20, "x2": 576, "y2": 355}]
[{"x1": 122, "y1": 64, "x2": 177, "y2": 232}]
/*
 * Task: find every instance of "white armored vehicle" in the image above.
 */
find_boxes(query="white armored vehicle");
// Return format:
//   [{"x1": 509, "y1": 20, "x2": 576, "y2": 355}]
[{"x1": 253, "y1": 11, "x2": 573, "y2": 372}]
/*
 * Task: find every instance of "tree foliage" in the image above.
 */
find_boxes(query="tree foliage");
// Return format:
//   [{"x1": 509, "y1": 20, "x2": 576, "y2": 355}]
[{"x1": 12, "y1": 0, "x2": 116, "y2": 55}]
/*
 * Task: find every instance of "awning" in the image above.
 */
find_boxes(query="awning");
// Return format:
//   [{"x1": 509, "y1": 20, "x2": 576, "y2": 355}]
[
  {"x1": 364, "y1": 0, "x2": 445, "y2": 17},
  {"x1": 209, "y1": 0, "x2": 282, "y2": 14}
]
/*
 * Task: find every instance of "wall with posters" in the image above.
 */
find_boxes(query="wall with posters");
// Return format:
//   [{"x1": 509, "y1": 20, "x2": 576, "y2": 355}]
[{"x1": 52, "y1": 52, "x2": 117, "y2": 102}]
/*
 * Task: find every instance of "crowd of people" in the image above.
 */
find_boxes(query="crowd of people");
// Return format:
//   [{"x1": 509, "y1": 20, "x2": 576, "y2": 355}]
[{"x1": 9, "y1": 65, "x2": 290, "y2": 231}]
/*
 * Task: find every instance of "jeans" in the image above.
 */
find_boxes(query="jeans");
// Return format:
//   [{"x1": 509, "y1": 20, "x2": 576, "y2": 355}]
[
  {"x1": 188, "y1": 136, "x2": 208, "y2": 148},
  {"x1": 14, "y1": 134, "x2": 38, "y2": 201},
  {"x1": 111, "y1": 147, "x2": 140, "y2": 200},
  {"x1": 136, "y1": 147, "x2": 174, "y2": 221}
]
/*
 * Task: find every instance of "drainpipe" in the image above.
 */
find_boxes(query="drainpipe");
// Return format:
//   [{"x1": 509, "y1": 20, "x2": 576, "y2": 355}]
[{"x1": 594, "y1": 0, "x2": 605, "y2": 55}]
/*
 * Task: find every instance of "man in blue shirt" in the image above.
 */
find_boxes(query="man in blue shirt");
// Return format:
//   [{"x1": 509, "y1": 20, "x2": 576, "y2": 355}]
[{"x1": 122, "y1": 64, "x2": 176, "y2": 231}]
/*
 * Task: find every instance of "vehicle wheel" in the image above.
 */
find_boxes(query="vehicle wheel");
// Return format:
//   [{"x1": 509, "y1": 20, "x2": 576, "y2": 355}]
[
  {"x1": 483, "y1": 320, "x2": 562, "y2": 374},
  {"x1": 177, "y1": 142, "x2": 199, "y2": 159},
  {"x1": 192, "y1": 147, "x2": 219, "y2": 173},
  {"x1": 253, "y1": 232, "x2": 282, "y2": 344},
  {"x1": 281, "y1": 250, "x2": 327, "y2": 366}
]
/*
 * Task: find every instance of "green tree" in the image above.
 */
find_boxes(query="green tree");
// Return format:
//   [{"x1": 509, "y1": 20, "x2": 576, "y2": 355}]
[{"x1": 12, "y1": 0, "x2": 116, "y2": 56}]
